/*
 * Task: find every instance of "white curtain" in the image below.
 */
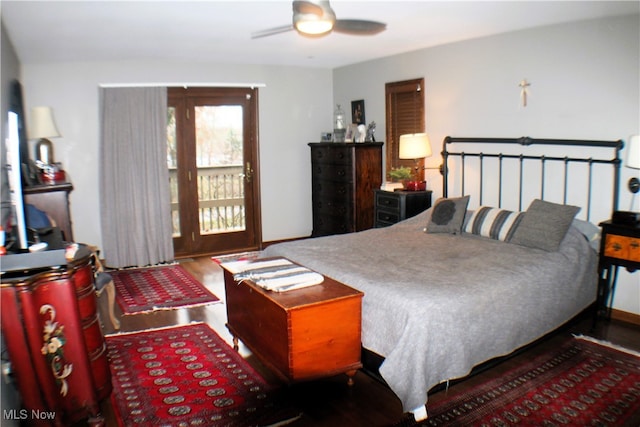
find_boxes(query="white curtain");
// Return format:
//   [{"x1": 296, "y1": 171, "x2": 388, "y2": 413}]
[{"x1": 99, "y1": 87, "x2": 174, "y2": 267}]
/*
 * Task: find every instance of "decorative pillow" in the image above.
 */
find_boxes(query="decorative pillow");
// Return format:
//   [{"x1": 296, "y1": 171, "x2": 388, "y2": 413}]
[
  {"x1": 464, "y1": 206, "x2": 524, "y2": 241},
  {"x1": 509, "y1": 199, "x2": 580, "y2": 252},
  {"x1": 426, "y1": 195, "x2": 470, "y2": 234}
]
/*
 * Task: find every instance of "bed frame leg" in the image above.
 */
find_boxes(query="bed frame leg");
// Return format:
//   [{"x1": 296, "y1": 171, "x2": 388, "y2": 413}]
[{"x1": 346, "y1": 369, "x2": 357, "y2": 386}]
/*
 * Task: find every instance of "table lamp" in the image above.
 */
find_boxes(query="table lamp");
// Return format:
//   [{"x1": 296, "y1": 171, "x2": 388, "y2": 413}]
[
  {"x1": 30, "y1": 106, "x2": 61, "y2": 165},
  {"x1": 399, "y1": 133, "x2": 432, "y2": 191}
]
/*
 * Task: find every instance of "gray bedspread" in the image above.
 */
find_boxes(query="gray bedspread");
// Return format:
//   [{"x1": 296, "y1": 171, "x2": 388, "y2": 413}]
[{"x1": 262, "y1": 209, "x2": 597, "y2": 413}]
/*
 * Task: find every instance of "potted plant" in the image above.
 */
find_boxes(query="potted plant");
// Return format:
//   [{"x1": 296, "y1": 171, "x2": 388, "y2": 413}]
[
  {"x1": 388, "y1": 166, "x2": 412, "y2": 182},
  {"x1": 388, "y1": 166, "x2": 425, "y2": 191}
]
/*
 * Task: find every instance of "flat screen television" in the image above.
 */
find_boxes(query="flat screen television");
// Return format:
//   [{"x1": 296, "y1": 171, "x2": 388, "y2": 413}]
[{"x1": 1, "y1": 80, "x2": 29, "y2": 252}]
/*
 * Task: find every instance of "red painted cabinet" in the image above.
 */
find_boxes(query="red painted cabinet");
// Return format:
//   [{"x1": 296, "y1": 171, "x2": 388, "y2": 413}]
[{"x1": 1, "y1": 245, "x2": 111, "y2": 426}]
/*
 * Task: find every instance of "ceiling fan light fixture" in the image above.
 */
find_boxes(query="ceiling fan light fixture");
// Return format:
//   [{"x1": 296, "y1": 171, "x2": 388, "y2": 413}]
[
  {"x1": 293, "y1": 2, "x2": 336, "y2": 36},
  {"x1": 294, "y1": 17, "x2": 334, "y2": 35}
]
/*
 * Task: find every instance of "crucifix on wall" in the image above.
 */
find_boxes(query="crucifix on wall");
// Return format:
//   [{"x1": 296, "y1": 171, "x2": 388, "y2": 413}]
[{"x1": 519, "y1": 79, "x2": 531, "y2": 107}]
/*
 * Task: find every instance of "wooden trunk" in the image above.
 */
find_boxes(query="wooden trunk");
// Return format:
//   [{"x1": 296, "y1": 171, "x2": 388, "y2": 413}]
[{"x1": 223, "y1": 265, "x2": 363, "y2": 383}]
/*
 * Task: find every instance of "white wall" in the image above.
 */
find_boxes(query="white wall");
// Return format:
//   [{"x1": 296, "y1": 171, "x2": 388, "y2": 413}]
[
  {"x1": 21, "y1": 60, "x2": 332, "y2": 247},
  {"x1": 333, "y1": 15, "x2": 640, "y2": 315}
]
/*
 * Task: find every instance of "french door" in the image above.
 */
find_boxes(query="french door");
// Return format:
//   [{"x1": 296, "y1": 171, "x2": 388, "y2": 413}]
[{"x1": 168, "y1": 87, "x2": 261, "y2": 257}]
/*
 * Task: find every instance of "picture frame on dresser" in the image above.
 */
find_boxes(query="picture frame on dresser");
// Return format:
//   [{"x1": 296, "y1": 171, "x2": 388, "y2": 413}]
[
  {"x1": 345, "y1": 124, "x2": 358, "y2": 142},
  {"x1": 351, "y1": 100, "x2": 365, "y2": 125}
]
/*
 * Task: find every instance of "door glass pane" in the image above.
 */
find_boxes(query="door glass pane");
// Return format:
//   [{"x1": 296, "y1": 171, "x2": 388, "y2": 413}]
[
  {"x1": 195, "y1": 105, "x2": 245, "y2": 235},
  {"x1": 167, "y1": 107, "x2": 180, "y2": 237}
]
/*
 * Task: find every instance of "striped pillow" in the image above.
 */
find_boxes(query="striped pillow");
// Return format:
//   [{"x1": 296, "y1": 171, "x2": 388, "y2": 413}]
[{"x1": 464, "y1": 206, "x2": 524, "y2": 241}]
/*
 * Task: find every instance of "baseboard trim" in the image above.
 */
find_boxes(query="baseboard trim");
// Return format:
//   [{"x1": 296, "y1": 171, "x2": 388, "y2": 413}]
[
  {"x1": 262, "y1": 236, "x2": 310, "y2": 249},
  {"x1": 611, "y1": 309, "x2": 640, "y2": 326}
]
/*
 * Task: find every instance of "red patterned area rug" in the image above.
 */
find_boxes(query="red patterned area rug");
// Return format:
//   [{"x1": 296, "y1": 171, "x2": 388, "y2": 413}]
[
  {"x1": 106, "y1": 323, "x2": 302, "y2": 426},
  {"x1": 415, "y1": 335, "x2": 640, "y2": 427},
  {"x1": 110, "y1": 264, "x2": 220, "y2": 315}
]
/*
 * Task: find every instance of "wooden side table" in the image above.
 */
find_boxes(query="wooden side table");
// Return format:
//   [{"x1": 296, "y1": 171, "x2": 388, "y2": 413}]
[
  {"x1": 374, "y1": 189, "x2": 432, "y2": 227},
  {"x1": 221, "y1": 259, "x2": 363, "y2": 385},
  {"x1": 596, "y1": 220, "x2": 640, "y2": 321}
]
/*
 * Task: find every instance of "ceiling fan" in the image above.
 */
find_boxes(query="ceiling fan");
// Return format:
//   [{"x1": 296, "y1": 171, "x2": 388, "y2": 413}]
[{"x1": 252, "y1": 0, "x2": 387, "y2": 39}]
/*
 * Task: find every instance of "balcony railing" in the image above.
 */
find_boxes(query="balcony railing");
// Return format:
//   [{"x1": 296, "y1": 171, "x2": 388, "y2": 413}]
[{"x1": 169, "y1": 165, "x2": 245, "y2": 236}]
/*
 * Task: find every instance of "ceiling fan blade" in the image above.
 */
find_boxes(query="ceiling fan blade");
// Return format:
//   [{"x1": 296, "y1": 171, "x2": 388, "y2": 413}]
[
  {"x1": 251, "y1": 25, "x2": 294, "y2": 39},
  {"x1": 333, "y1": 19, "x2": 386, "y2": 35}
]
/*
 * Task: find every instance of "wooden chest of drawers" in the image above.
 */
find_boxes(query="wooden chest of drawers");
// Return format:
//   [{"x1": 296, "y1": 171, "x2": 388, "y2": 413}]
[
  {"x1": 309, "y1": 142, "x2": 383, "y2": 237},
  {"x1": 374, "y1": 190, "x2": 432, "y2": 227},
  {"x1": 222, "y1": 262, "x2": 363, "y2": 384},
  {"x1": 1, "y1": 245, "x2": 111, "y2": 425}
]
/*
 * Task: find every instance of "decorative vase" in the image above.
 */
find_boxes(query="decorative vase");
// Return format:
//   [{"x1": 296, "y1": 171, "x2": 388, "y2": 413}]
[{"x1": 404, "y1": 181, "x2": 426, "y2": 191}]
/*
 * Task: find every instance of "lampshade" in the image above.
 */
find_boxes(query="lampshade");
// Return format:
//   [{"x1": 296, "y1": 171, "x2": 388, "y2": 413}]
[
  {"x1": 626, "y1": 135, "x2": 640, "y2": 169},
  {"x1": 29, "y1": 106, "x2": 61, "y2": 139},
  {"x1": 399, "y1": 133, "x2": 432, "y2": 159}
]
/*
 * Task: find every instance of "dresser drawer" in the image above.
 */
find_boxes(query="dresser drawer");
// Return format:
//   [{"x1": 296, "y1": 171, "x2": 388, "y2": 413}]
[
  {"x1": 375, "y1": 192, "x2": 401, "y2": 213},
  {"x1": 313, "y1": 214, "x2": 352, "y2": 235},
  {"x1": 375, "y1": 209, "x2": 400, "y2": 226},
  {"x1": 313, "y1": 198, "x2": 351, "y2": 218},
  {"x1": 312, "y1": 163, "x2": 352, "y2": 182},
  {"x1": 311, "y1": 146, "x2": 352, "y2": 165},
  {"x1": 312, "y1": 179, "x2": 352, "y2": 201},
  {"x1": 604, "y1": 234, "x2": 640, "y2": 262}
]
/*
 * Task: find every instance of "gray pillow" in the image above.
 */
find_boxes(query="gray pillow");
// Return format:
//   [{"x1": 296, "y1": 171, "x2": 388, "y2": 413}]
[
  {"x1": 509, "y1": 199, "x2": 580, "y2": 251},
  {"x1": 426, "y1": 195, "x2": 470, "y2": 234}
]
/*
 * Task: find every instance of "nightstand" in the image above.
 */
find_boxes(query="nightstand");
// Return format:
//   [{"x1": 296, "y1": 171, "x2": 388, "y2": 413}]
[
  {"x1": 374, "y1": 189, "x2": 432, "y2": 227},
  {"x1": 596, "y1": 220, "x2": 640, "y2": 321}
]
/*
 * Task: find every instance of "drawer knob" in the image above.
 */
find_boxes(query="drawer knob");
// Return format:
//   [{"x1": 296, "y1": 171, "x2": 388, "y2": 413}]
[
  {"x1": 612, "y1": 243, "x2": 622, "y2": 251},
  {"x1": 631, "y1": 241, "x2": 639, "y2": 249}
]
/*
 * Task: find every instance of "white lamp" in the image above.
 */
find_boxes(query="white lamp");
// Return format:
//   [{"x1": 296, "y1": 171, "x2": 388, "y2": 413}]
[
  {"x1": 30, "y1": 106, "x2": 61, "y2": 165},
  {"x1": 399, "y1": 133, "x2": 432, "y2": 190},
  {"x1": 626, "y1": 134, "x2": 640, "y2": 194},
  {"x1": 399, "y1": 133, "x2": 432, "y2": 160}
]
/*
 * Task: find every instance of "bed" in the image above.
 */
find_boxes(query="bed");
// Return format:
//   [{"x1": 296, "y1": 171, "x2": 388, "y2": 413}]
[{"x1": 262, "y1": 136, "x2": 623, "y2": 420}]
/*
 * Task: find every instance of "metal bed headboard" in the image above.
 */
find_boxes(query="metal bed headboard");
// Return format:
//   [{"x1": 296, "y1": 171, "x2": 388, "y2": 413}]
[{"x1": 442, "y1": 136, "x2": 623, "y2": 221}]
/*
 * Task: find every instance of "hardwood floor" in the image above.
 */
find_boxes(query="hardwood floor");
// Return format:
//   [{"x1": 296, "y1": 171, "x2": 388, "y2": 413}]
[{"x1": 97, "y1": 256, "x2": 640, "y2": 427}]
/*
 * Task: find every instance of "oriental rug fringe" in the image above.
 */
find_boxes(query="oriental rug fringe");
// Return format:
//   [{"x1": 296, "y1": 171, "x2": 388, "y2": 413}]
[
  {"x1": 106, "y1": 323, "x2": 302, "y2": 427},
  {"x1": 416, "y1": 335, "x2": 640, "y2": 426},
  {"x1": 110, "y1": 264, "x2": 220, "y2": 315}
]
